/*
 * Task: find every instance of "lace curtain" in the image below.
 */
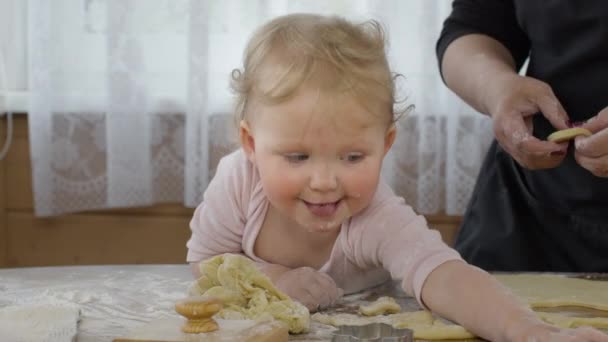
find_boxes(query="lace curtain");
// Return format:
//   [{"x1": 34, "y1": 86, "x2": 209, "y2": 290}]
[{"x1": 26, "y1": 0, "x2": 493, "y2": 217}]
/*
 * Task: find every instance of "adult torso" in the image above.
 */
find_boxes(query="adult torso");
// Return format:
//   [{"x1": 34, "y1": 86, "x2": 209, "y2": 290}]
[{"x1": 515, "y1": 1, "x2": 608, "y2": 215}]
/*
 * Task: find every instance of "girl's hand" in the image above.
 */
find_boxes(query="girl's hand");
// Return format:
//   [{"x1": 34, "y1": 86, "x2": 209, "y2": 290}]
[
  {"x1": 575, "y1": 106, "x2": 608, "y2": 177},
  {"x1": 512, "y1": 324, "x2": 608, "y2": 341},
  {"x1": 506, "y1": 316, "x2": 608, "y2": 342},
  {"x1": 274, "y1": 267, "x2": 343, "y2": 312},
  {"x1": 484, "y1": 73, "x2": 569, "y2": 169}
]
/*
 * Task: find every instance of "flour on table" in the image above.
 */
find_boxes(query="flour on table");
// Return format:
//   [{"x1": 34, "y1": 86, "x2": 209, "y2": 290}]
[{"x1": 0, "y1": 302, "x2": 80, "y2": 342}]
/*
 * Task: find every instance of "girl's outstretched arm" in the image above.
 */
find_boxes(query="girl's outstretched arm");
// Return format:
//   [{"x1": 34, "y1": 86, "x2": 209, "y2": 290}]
[{"x1": 422, "y1": 260, "x2": 608, "y2": 341}]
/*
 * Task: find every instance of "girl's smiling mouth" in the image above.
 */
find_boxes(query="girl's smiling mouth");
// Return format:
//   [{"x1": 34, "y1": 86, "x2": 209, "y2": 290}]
[{"x1": 302, "y1": 199, "x2": 342, "y2": 217}]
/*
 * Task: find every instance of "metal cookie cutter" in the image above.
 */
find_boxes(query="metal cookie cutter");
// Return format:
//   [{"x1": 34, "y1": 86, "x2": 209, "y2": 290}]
[{"x1": 331, "y1": 323, "x2": 413, "y2": 342}]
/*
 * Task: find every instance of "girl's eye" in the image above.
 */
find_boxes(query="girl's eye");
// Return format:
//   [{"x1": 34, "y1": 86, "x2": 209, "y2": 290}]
[
  {"x1": 343, "y1": 153, "x2": 364, "y2": 162},
  {"x1": 285, "y1": 154, "x2": 308, "y2": 163}
]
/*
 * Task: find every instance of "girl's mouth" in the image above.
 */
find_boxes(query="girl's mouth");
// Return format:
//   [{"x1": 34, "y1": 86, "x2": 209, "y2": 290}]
[{"x1": 304, "y1": 199, "x2": 341, "y2": 217}]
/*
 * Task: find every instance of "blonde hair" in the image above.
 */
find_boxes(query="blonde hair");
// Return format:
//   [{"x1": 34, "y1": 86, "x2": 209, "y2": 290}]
[{"x1": 231, "y1": 13, "x2": 410, "y2": 126}]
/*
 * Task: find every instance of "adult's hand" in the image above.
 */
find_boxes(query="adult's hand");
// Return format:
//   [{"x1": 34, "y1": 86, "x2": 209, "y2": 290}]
[
  {"x1": 575, "y1": 106, "x2": 608, "y2": 177},
  {"x1": 486, "y1": 73, "x2": 569, "y2": 169}
]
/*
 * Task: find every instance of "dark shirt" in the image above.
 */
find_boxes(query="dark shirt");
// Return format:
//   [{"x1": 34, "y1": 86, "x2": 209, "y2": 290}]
[{"x1": 437, "y1": 0, "x2": 608, "y2": 217}]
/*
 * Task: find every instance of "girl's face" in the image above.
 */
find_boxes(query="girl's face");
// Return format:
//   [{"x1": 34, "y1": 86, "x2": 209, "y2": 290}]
[{"x1": 241, "y1": 87, "x2": 395, "y2": 234}]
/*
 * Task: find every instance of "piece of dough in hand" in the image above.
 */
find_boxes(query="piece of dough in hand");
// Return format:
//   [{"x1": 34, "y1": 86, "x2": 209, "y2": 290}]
[{"x1": 547, "y1": 127, "x2": 592, "y2": 143}]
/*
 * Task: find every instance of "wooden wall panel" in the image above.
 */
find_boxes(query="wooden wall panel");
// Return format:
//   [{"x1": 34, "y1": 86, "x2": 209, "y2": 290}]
[
  {"x1": 6, "y1": 212, "x2": 192, "y2": 267},
  {"x1": 428, "y1": 218, "x2": 462, "y2": 246},
  {"x1": 0, "y1": 115, "x2": 7, "y2": 266},
  {"x1": 6, "y1": 120, "x2": 31, "y2": 210},
  {"x1": 1, "y1": 114, "x2": 462, "y2": 268}
]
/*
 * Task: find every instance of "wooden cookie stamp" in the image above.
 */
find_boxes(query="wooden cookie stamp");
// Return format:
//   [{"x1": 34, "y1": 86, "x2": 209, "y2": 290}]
[{"x1": 175, "y1": 297, "x2": 223, "y2": 334}]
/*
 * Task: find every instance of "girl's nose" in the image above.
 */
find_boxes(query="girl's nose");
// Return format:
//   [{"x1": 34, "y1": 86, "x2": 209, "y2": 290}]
[{"x1": 309, "y1": 164, "x2": 338, "y2": 191}]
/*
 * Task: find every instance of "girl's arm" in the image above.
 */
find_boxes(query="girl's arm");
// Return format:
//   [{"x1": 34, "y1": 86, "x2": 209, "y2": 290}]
[
  {"x1": 422, "y1": 260, "x2": 607, "y2": 341},
  {"x1": 186, "y1": 151, "x2": 251, "y2": 268}
]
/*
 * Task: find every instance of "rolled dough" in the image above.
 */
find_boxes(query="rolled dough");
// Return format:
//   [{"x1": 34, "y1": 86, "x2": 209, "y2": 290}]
[
  {"x1": 538, "y1": 312, "x2": 608, "y2": 329},
  {"x1": 494, "y1": 274, "x2": 608, "y2": 311}
]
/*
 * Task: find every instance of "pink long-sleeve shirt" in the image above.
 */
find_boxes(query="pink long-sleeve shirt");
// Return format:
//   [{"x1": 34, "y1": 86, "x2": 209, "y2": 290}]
[{"x1": 186, "y1": 149, "x2": 461, "y2": 307}]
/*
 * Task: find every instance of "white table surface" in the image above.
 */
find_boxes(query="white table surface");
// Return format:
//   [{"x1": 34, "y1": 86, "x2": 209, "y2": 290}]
[
  {"x1": 0, "y1": 265, "x2": 194, "y2": 341},
  {"x1": 0, "y1": 264, "x2": 362, "y2": 342}
]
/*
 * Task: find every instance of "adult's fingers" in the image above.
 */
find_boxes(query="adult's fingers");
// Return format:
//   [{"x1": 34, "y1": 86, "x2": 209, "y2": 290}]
[
  {"x1": 580, "y1": 107, "x2": 608, "y2": 134},
  {"x1": 536, "y1": 94, "x2": 569, "y2": 130},
  {"x1": 574, "y1": 113, "x2": 608, "y2": 177},
  {"x1": 495, "y1": 114, "x2": 567, "y2": 169},
  {"x1": 575, "y1": 128, "x2": 608, "y2": 158},
  {"x1": 574, "y1": 153, "x2": 608, "y2": 177}
]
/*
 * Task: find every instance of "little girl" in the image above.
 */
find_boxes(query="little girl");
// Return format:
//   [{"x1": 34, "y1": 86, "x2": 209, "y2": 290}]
[{"x1": 186, "y1": 13, "x2": 607, "y2": 341}]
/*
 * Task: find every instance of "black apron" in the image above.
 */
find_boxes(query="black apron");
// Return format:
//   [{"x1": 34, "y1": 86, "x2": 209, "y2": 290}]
[
  {"x1": 455, "y1": 138, "x2": 608, "y2": 272},
  {"x1": 445, "y1": 1, "x2": 608, "y2": 272}
]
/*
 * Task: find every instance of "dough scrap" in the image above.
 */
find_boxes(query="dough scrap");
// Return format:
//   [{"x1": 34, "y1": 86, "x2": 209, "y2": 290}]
[
  {"x1": 547, "y1": 127, "x2": 592, "y2": 143},
  {"x1": 359, "y1": 296, "x2": 401, "y2": 316},
  {"x1": 494, "y1": 274, "x2": 608, "y2": 311},
  {"x1": 189, "y1": 254, "x2": 310, "y2": 333}
]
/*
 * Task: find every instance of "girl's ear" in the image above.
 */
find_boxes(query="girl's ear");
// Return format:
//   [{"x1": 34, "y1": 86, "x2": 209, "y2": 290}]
[
  {"x1": 384, "y1": 124, "x2": 396, "y2": 156},
  {"x1": 239, "y1": 120, "x2": 256, "y2": 163}
]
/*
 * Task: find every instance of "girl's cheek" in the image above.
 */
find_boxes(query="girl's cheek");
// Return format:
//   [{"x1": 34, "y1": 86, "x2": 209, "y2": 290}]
[
  {"x1": 263, "y1": 175, "x2": 300, "y2": 199},
  {"x1": 348, "y1": 167, "x2": 380, "y2": 192}
]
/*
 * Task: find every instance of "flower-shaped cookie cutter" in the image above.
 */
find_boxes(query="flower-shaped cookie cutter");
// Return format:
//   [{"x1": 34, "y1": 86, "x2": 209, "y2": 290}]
[{"x1": 331, "y1": 323, "x2": 413, "y2": 342}]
